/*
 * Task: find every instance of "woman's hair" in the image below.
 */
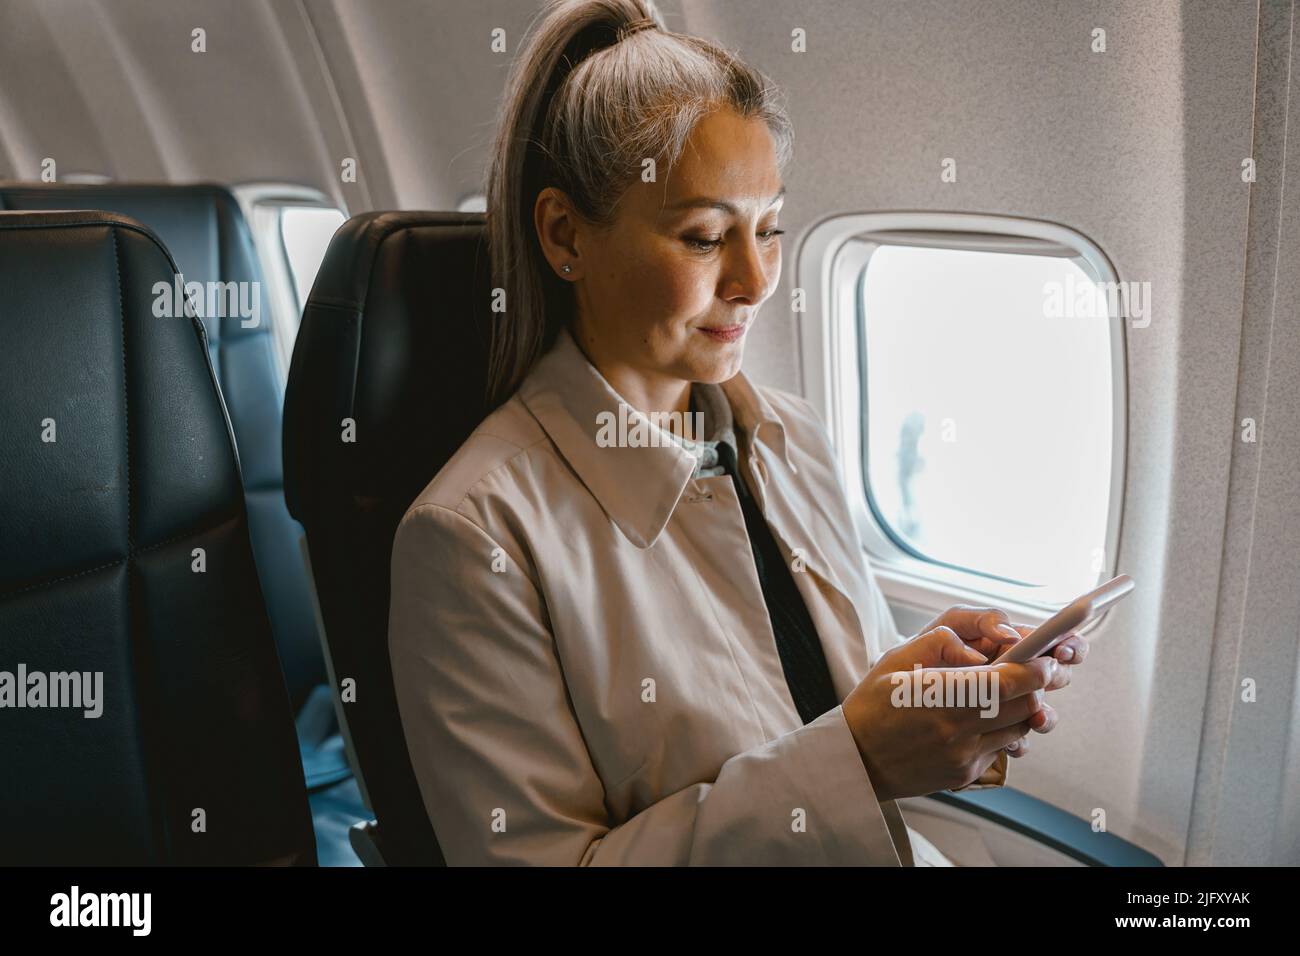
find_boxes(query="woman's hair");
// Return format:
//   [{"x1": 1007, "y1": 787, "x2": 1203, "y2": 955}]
[{"x1": 483, "y1": 0, "x2": 794, "y2": 407}]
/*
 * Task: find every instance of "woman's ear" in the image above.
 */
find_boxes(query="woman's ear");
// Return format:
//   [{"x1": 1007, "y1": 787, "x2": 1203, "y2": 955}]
[{"x1": 534, "y1": 186, "x2": 581, "y2": 279}]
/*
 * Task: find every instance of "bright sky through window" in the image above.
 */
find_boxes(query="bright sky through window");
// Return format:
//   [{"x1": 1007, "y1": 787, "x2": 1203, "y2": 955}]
[{"x1": 860, "y1": 244, "x2": 1114, "y2": 602}]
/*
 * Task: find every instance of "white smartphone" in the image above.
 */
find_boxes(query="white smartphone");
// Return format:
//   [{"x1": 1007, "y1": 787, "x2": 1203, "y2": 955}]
[{"x1": 991, "y1": 574, "x2": 1135, "y2": 664}]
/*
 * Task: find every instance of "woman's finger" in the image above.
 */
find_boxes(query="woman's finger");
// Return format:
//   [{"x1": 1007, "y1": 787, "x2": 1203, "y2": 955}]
[
  {"x1": 978, "y1": 610, "x2": 1022, "y2": 645},
  {"x1": 979, "y1": 719, "x2": 1033, "y2": 756},
  {"x1": 1045, "y1": 662, "x2": 1072, "y2": 691},
  {"x1": 1053, "y1": 633, "x2": 1089, "y2": 664},
  {"x1": 1028, "y1": 702, "x2": 1058, "y2": 733},
  {"x1": 926, "y1": 605, "x2": 1020, "y2": 647}
]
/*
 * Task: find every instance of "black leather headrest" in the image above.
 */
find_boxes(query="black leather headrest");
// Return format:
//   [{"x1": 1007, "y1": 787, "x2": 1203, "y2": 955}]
[
  {"x1": 284, "y1": 211, "x2": 493, "y2": 526},
  {"x1": 0, "y1": 183, "x2": 266, "y2": 370}
]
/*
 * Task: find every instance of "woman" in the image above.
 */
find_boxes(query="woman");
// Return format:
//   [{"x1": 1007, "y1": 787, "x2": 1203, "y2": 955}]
[{"x1": 388, "y1": 0, "x2": 1085, "y2": 866}]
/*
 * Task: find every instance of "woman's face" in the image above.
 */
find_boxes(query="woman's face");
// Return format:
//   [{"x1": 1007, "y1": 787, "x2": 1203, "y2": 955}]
[{"x1": 537, "y1": 108, "x2": 785, "y2": 401}]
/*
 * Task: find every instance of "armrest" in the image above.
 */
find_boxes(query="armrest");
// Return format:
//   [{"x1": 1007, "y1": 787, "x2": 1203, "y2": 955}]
[{"x1": 926, "y1": 787, "x2": 1163, "y2": 867}]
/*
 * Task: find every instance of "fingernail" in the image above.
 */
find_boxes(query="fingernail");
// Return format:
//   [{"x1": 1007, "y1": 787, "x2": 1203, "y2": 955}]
[
  {"x1": 999, "y1": 624, "x2": 1020, "y2": 641},
  {"x1": 1057, "y1": 646, "x2": 1075, "y2": 662},
  {"x1": 1006, "y1": 740, "x2": 1020, "y2": 752}
]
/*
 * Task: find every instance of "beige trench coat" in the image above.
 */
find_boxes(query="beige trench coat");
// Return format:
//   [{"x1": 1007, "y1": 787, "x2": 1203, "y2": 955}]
[{"x1": 388, "y1": 326, "x2": 1006, "y2": 866}]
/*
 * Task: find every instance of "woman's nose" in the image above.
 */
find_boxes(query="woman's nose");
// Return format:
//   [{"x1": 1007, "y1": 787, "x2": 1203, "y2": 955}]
[{"x1": 722, "y1": 234, "x2": 775, "y2": 304}]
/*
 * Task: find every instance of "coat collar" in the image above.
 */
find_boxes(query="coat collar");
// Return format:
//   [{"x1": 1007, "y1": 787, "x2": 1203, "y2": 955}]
[{"x1": 517, "y1": 325, "x2": 795, "y2": 549}]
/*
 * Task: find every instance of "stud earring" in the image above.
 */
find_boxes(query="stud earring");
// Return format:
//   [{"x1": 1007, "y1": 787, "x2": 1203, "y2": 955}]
[{"x1": 561, "y1": 264, "x2": 572, "y2": 274}]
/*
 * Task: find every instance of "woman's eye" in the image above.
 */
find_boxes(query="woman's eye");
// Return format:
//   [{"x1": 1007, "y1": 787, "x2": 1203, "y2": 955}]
[{"x1": 684, "y1": 229, "x2": 785, "y2": 252}]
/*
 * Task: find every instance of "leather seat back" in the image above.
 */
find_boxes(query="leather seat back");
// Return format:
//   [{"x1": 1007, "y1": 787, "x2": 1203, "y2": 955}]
[
  {"x1": 284, "y1": 212, "x2": 493, "y2": 865},
  {"x1": 0, "y1": 210, "x2": 315, "y2": 865},
  {"x1": 0, "y1": 183, "x2": 326, "y2": 713}
]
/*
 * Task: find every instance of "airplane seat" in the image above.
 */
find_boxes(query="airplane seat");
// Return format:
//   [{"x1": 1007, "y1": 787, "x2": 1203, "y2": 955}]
[
  {"x1": 283, "y1": 211, "x2": 493, "y2": 866},
  {"x1": 0, "y1": 210, "x2": 316, "y2": 864},
  {"x1": 0, "y1": 183, "x2": 326, "y2": 716},
  {"x1": 0, "y1": 184, "x2": 362, "y2": 863}
]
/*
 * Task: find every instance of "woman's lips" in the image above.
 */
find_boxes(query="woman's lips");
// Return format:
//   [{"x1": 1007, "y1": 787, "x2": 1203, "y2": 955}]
[{"x1": 698, "y1": 322, "x2": 747, "y2": 343}]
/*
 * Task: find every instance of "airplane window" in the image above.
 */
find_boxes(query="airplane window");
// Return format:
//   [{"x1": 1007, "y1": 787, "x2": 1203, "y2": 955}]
[
  {"x1": 280, "y1": 206, "x2": 346, "y2": 310},
  {"x1": 857, "y1": 244, "x2": 1115, "y2": 602}
]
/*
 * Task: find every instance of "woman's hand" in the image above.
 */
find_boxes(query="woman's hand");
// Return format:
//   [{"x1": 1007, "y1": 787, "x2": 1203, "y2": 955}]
[
  {"x1": 996, "y1": 622, "x2": 1088, "y2": 758},
  {"x1": 843, "y1": 626, "x2": 1058, "y2": 801},
  {"x1": 910, "y1": 605, "x2": 1092, "y2": 759}
]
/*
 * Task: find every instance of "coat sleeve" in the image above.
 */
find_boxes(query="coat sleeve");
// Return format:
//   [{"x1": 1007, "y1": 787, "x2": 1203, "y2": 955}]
[{"x1": 388, "y1": 502, "x2": 909, "y2": 866}]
